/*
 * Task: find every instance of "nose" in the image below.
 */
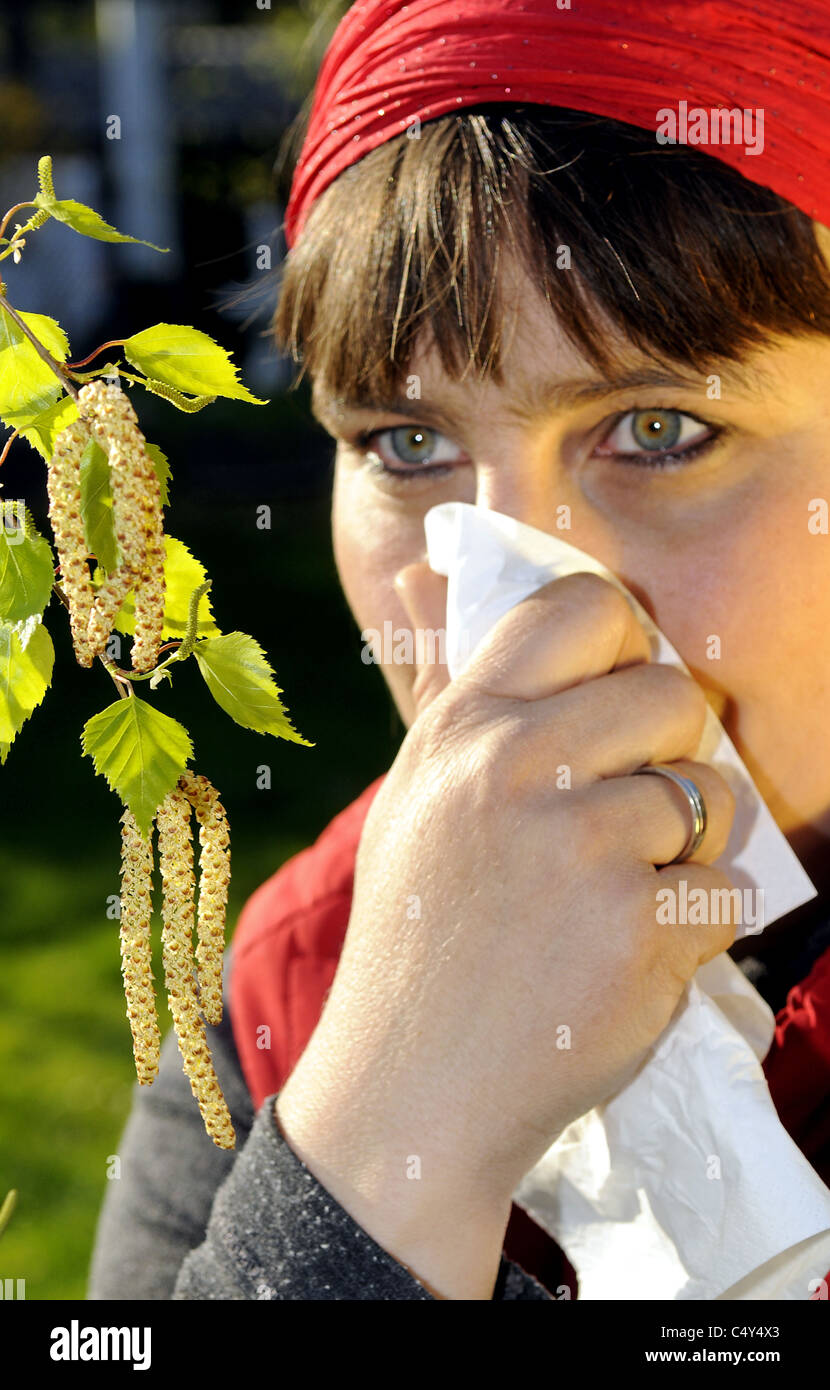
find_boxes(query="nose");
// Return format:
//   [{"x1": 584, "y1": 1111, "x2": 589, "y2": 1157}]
[
  {"x1": 461, "y1": 433, "x2": 625, "y2": 586},
  {"x1": 472, "y1": 446, "x2": 563, "y2": 533},
  {"x1": 470, "y1": 442, "x2": 624, "y2": 575}
]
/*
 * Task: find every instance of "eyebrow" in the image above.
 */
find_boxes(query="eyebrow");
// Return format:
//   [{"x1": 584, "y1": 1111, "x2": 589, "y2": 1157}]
[{"x1": 312, "y1": 362, "x2": 770, "y2": 432}]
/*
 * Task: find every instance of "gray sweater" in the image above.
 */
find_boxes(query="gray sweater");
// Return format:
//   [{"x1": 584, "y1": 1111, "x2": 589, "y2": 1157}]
[{"x1": 86, "y1": 948, "x2": 553, "y2": 1301}]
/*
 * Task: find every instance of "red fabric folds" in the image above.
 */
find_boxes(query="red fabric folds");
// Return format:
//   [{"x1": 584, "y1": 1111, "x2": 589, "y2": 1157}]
[{"x1": 283, "y1": 0, "x2": 830, "y2": 248}]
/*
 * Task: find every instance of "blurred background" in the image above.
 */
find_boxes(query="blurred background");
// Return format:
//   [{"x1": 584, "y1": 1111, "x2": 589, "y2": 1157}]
[{"x1": 0, "y1": 0, "x2": 406, "y2": 1297}]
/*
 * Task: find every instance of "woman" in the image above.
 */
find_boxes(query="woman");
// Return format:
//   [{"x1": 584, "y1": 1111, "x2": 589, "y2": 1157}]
[{"x1": 88, "y1": 0, "x2": 830, "y2": 1300}]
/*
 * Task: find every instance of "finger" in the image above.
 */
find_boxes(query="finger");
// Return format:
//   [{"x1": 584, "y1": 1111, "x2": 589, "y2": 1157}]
[
  {"x1": 453, "y1": 571, "x2": 652, "y2": 702},
  {"x1": 579, "y1": 758, "x2": 736, "y2": 867},
  {"x1": 515, "y1": 661, "x2": 708, "y2": 784},
  {"x1": 648, "y1": 863, "x2": 743, "y2": 966},
  {"x1": 393, "y1": 562, "x2": 452, "y2": 717}
]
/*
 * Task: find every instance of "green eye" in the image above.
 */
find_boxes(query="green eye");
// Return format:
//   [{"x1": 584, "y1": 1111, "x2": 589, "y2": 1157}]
[
  {"x1": 630, "y1": 410, "x2": 682, "y2": 450},
  {"x1": 389, "y1": 426, "x2": 438, "y2": 463},
  {"x1": 595, "y1": 407, "x2": 720, "y2": 465},
  {"x1": 357, "y1": 424, "x2": 468, "y2": 477}
]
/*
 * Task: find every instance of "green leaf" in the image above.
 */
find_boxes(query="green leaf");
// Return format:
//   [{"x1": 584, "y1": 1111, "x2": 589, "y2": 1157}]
[
  {"x1": 145, "y1": 442, "x2": 171, "y2": 507},
  {"x1": 81, "y1": 695, "x2": 193, "y2": 839},
  {"x1": 0, "y1": 619, "x2": 54, "y2": 749},
  {"x1": 194, "y1": 632, "x2": 313, "y2": 746},
  {"x1": 11, "y1": 612, "x2": 47, "y2": 651},
  {"x1": 79, "y1": 436, "x2": 119, "y2": 575},
  {"x1": 122, "y1": 324, "x2": 267, "y2": 404},
  {"x1": 0, "y1": 505, "x2": 55, "y2": 623},
  {"x1": 0, "y1": 308, "x2": 70, "y2": 428},
  {"x1": 32, "y1": 193, "x2": 169, "y2": 252},
  {"x1": 93, "y1": 536, "x2": 220, "y2": 639},
  {"x1": 81, "y1": 438, "x2": 169, "y2": 577},
  {"x1": 13, "y1": 392, "x2": 78, "y2": 460}
]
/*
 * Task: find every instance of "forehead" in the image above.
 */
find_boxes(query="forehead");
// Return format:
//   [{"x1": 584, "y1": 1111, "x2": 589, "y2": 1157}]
[
  {"x1": 309, "y1": 243, "x2": 781, "y2": 432},
  {"x1": 310, "y1": 256, "x2": 603, "y2": 425}
]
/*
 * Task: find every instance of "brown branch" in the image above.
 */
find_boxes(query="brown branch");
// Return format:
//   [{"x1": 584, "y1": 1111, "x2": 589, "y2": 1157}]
[
  {"x1": 102, "y1": 662, "x2": 133, "y2": 699},
  {"x1": 0, "y1": 202, "x2": 36, "y2": 241},
  {"x1": 0, "y1": 428, "x2": 19, "y2": 469},
  {"x1": 65, "y1": 340, "x2": 125, "y2": 370},
  {"x1": 0, "y1": 292, "x2": 79, "y2": 403}
]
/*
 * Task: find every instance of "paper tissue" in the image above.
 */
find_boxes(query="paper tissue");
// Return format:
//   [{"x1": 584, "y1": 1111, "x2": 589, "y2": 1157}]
[{"x1": 423, "y1": 500, "x2": 830, "y2": 1301}]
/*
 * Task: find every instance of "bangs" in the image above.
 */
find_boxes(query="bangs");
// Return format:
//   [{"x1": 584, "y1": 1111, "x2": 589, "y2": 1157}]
[{"x1": 271, "y1": 105, "x2": 830, "y2": 402}]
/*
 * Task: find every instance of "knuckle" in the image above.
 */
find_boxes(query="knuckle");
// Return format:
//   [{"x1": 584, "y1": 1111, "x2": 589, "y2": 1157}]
[
  {"x1": 563, "y1": 571, "x2": 635, "y2": 642},
  {"x1": 648, "y1": 663, "x2": 708, "y2": 736},
  {"x1": 462, "y1": 714, "x2": 531, "y2": 804},
  {"x1": 527, "y1": 571, "x2": 636, "y2": 661}
]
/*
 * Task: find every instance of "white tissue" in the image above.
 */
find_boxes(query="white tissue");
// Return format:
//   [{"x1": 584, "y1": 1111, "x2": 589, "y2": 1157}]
[{"x1": 423, "y1": 500, "x2": 830, "y2": 1300}]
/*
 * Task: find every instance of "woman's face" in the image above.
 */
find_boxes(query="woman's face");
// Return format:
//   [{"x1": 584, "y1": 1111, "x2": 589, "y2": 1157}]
[{"x1": 317, "y1": 249, "x2": 830, "y2": 886}]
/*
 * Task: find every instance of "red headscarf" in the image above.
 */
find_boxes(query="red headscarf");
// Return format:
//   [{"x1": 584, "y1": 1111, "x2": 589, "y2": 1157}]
[{"x1": 283, "y1": 0, "x2": 830, "y2": 248}]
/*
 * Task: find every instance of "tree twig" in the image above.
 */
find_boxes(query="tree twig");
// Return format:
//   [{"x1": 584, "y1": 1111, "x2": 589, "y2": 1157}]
[
  {"x1": 0, "y1": 291, "x2": 79, "y2": 403},
  {"x1": 0, "y1": 202, "x2": 36, "y2": 241},
  {"x1": 65, "y1": 340, "x2": 125, "y2": 370},
  {"x1": 0, "y1": 428, "x2": 19, "y2": 469}
]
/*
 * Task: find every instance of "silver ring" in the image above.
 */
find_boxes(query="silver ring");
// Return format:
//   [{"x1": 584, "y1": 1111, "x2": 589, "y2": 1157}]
[{"x1": 633, "y1": 763, "x2": 708, "y2": 864}]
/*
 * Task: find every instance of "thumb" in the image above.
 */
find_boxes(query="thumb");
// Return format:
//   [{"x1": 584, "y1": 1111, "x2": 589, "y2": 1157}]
[{"x1": 393, "y1": 562, "x2": 451, "y2": 719}]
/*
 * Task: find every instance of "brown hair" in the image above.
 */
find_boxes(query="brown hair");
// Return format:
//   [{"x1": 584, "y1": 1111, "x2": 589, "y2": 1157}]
[{"x1": 270, "y1": 104, "x2": 830, "y2": 401}]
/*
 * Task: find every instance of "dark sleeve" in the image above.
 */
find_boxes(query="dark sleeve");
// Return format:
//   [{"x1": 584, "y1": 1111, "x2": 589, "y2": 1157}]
[
  {"x1": 87, "y1": 949, "x2": 552, "y2": 1302},
  {"x1": 86, "y1": 947, "x2": 256, "y2": 1300},
  {"x1": 172, "y1": 1092, "x2": 553, "y2": 1301}
]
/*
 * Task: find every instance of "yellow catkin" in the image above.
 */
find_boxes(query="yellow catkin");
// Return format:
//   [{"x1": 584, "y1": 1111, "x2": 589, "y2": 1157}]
[
  {"x1": 178, "y1": 771, "x2": 230, "y2": 1028},
  {"x1": 131, "y1": 484, "x2": 166, "y2": 673},
  {"x1": 77, "y1": 380, "x2": 165, "y2": 667},
  {"x1": 156, "y1": 789, "x2": 235, "y2": 1150},
  {"x1": 46, "y1": 417, "x2": 95, "y2": 667},
  {"x1": 119, "y1": 808, "x2": 160, "y2": 1084}
]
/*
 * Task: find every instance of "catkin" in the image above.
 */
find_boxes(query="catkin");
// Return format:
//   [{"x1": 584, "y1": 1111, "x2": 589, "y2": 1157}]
[
  {"x1": 77, "y1": 380, "x2": 165, "y2": 668},
  {"x1": 178, "y1": 771, "x2": 230, "y2": 1027},
  {"x1": 46, "y1": 417, "x2": 95, "y2": 667},
  {"x1": 131, "y1": 481, "x2": 165, "y2": 673},
  {"x1": 156, "y1": 789, "x2": 235, "y2": 1150},
  {"x1": 119, "y1": 809, "x2": 160, "y2": 1083}
]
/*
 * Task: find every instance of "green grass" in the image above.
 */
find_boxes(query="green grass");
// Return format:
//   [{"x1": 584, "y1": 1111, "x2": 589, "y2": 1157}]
[{"x1": 0, "y1": 830, "x2": 308, "y2": 1299}]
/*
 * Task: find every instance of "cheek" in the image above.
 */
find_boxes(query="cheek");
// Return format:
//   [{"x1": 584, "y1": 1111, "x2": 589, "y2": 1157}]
[
  {"x1": 332, "y1": 455, "x2": 424, "y2": 626},
  {"x1": 628, "y1": 480, "x2": 830, "y2": 805},
  {"x1": 331, "y1": 456, "x2": 431, "y2": 712}
]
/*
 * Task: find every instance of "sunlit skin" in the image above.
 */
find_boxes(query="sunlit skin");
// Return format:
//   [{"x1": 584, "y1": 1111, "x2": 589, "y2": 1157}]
[{"x1": 315, "y1": 247, "x2": 830, "y2": 950}]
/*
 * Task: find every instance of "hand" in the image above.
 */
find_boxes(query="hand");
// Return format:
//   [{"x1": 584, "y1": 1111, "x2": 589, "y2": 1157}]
[{"x1": 276, "y1": 564, "x2": 736, "y2": 1297}]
